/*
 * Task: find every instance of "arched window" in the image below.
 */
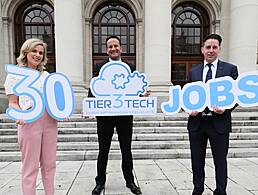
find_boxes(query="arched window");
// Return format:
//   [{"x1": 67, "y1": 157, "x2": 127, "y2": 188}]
[
  {"x1": 14, "y1": 1, "x2": 55, "y2": 72},
  {"x1": 92, "y1": 1, "x2": 136, "y2": 70},
  {"x1": 171, "y1": 2, "x2": 210, "y2": 86}
]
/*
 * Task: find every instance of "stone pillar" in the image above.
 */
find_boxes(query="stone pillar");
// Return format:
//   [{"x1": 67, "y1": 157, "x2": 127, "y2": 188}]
[
  {"x1": 220, "y1": 0, "x2": 231, "y2": 61},
  {"x1": 0, "y1": 16, "x2": 13, "y2": 79},
  {"x1": 54, "y1": 0, "x2": 86, "y2": 112},
  {"x1": 229, "y1": 0, "x2": 258, "y2": 73},
  {"x1": 144, "y1": 0, "x2": 171, "y2": 108},
  {"x1": 136, "y1": 18, "x2": 144, "y2": 73},
  {"x1": 0, "y1": 17, "x2": 5, "y2": 86},
  {"x1": 0, "y1": 16, "x2": 11, "y2": 113},
  {"x1": 0, "y1": 15, "x2": 6, "y2": 113},
  {"x1": 84, "y1": 17, "x2": 92, "y2": 88}
]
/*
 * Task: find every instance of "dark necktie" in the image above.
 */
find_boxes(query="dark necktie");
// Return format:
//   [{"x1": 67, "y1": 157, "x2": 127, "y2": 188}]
[
  {"x1": 205, "y1": 63, "x2": 212, "y2": 83},
  {"x1": 204, "y1": 63, "x2": 212, "y2": 114}
]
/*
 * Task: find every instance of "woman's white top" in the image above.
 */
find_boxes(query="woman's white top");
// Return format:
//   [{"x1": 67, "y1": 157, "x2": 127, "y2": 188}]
[{"x1": 4, "y1": 71, "x2": 49, "y2": 110}]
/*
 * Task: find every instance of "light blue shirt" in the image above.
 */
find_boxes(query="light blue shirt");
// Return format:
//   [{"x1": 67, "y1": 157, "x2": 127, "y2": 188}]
[{"x1": 202, "y1": 58, "x2": 218, "y2": 82}]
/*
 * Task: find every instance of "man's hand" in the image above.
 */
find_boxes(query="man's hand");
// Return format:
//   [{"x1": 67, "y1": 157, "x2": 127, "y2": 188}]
[
  {"x1": 213, "y1": 106, "x2": 225, "y2": 114},
  {"x1": 140, "y1": 89, "x2": 151, "y2": 97},
  {"x1": 188, "y1": 111, "x2": 199, "y2": 116}
]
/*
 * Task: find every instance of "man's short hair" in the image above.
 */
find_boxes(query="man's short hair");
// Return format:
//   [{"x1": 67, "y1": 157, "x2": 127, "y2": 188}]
[
  {"x1": 203, "y1": 34, "x2": 222, "y2": 46},
  {"x1": 106, "y1": 35, "x2": 121, "y2": 46}
]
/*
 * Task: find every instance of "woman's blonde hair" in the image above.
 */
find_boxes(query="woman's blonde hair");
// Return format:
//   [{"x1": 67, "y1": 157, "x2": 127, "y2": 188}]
[{"x1": 16, "y1": 38, "x2": 48, "y2": 72}]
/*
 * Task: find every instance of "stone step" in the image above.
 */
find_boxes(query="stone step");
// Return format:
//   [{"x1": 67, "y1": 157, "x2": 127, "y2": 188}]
[
  {"x1": 2, "y1": 132, "x2": 258, "y2": 143},
  {"x1": 1, "y1": 147, "x2": 258, "y2": 161},
  {"x1": 1, "y1": 125, "x2": 258, "y2": 136},
  {"x1": 1, "y1": 108, "x2": 258, "y2": 162},
  {"x1": 1, "y1": 108, "x2": 258, "y2": 122},
  {"x1": 1, "y1": 119, "x2": 258, "y2": 129},
  {"x1": 234, "y1": 106, "x2": 258, "y2": 112},
  {"x1": 1, "y1": 139, "x2": 258, "y2": 152},
  {"x1": 57, "y1": 120, "x2": 258, "y2": 128}
]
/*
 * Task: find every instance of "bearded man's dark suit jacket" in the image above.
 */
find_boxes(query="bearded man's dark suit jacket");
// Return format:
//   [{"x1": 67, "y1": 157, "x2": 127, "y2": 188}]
[
  {"x1": 88, "y1": 60, "x2": 136, "y2": 186},
  {"x1": 187, "y1": 60, "x2": 238, "y2": 195}
]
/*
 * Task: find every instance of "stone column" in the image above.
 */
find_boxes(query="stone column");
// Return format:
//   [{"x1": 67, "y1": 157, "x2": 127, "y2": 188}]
[
  {"x1": 54, "y1": 0, "x2": 86, "y2": 112},
  {"x1": 136, "y1": 18, "x2": 144, "y2": 73},
  {"x1": 0, "y1": 15, "x2": 5, "y2": 113},
  {"x1": 84, "y1": 17, "x2": 92, "y2": 88},
  {"x1": 0, "y1": 17, "x2": 5, "y2": 86},
  {"x1": 220, "y1": 0, "x2": 231, "y2": 61},
  {"x1": 229, "y1": 0, "x2": 258, "y2": 73},
  {"x1": 144, "y1": 0, "x2": 171, "y2": 107},
  {"x1": 0, "y1": 16, "x2": 11, "y2": 113},
  {"x1": 0, "y1": 17, "x2": 12, "y2": 83}
]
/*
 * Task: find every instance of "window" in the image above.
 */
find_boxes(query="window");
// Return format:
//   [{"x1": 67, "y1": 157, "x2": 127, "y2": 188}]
[
  {"x1": 14, "y1": 1, "x2": 55, "y2": 72},
  {"x1": 92, "y1": 2, "x2": 136, "y2": 55},
  {"x1": 171, "y1": 3, "x2": 210, "y2": 86},
  {"x1": 92, "y1": 1, "x2": 136, "y2": 72},
  {"x1": 172, "y1": 3, "x2": 209, "y2": 55}
]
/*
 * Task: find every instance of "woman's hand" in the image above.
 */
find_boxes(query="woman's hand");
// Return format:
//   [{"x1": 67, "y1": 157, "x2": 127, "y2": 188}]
[
  {"x1": 8, "y1": 95, "x2": 25, "y2": 125},
  {"x1": 16, "y1": 119, "x2": 25, "y2": 125},
  {"x1": 59, "y1": 117, "x2": 70, "y2": 122}
]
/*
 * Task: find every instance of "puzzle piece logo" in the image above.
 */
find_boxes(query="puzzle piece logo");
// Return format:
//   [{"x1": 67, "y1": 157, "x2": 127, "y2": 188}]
[{"x1": 90, "y1": 61, "x2": 148, "y2": 97}]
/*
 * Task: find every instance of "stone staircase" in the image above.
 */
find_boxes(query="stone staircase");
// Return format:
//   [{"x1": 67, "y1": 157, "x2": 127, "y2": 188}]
[{"x1": 0, "y1": 107, "x2": 258, "y2": 161}]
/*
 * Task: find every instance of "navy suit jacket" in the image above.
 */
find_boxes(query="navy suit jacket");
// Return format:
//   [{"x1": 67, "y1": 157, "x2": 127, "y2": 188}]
[{"x1": 187, "y1": 60, "x2": 239, "y2": 134}]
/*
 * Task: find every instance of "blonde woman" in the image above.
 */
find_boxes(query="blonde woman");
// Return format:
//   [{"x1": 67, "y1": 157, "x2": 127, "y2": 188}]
[{"x1": 4, "y1": 38, "x2": 58, "y2": 195}]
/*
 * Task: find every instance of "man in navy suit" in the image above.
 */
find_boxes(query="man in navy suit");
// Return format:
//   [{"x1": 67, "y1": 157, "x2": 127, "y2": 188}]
[
  {"x1": 89, "y1": 36, "x2": 146, "y2": 195},
  {"x1": 187, "y1": 34, "x2": 239, "y2": 195}
]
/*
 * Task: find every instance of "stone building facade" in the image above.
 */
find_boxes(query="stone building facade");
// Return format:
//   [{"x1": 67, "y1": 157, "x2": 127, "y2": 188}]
[{"x1": 0, "y1": 0, "x2": 258, "y2": 112}]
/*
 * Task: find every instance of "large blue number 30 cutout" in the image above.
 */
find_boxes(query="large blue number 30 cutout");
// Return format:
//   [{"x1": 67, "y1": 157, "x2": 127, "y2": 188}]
[{"x1": 5, "y1": 64, "x2": 74, "y2": 122}]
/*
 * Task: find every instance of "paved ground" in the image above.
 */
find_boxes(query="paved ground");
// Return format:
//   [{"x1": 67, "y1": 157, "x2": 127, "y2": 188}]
[{"x1": 1, "y1": 158, "x2": 258, "y2": 195}]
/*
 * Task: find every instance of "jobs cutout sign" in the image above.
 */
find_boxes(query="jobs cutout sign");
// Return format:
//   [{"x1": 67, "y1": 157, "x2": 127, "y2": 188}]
[
  {"x1": 5, "y1": 64, "x2": 74, "y2": 122},
  {"x1": 161, "y1": 71, "x2": 258, "y2": 114},
  {"x1": 83, "y1": 61, "x2": 157, "y2": 116}
]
